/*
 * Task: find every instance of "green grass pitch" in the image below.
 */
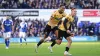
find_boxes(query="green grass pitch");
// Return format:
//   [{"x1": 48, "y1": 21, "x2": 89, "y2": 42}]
[{"x1": 0, "y1": 42, "x2": 100, "y2": 56}]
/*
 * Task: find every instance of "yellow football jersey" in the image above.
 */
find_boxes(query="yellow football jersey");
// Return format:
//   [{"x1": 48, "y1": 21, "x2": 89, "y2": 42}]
[
  {"x1": 59, "y1": 15, "x2": 74, "y2": 31},
  {"x1": 47, "y1": 10, "x2": 67, "y2": 28}
]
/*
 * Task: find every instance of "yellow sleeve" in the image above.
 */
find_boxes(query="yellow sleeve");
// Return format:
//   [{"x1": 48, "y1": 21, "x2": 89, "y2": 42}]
[
  {"x1": 63, "y1": 12, "x2": 68, "y2": 17},
  {"x1": 69, "y1": 16, "x2": 74, "y2": 22},
  {"x1": 65, "y1": 15, "x2": 74, "y2": 22},
  {"x1": 51, "y1": 11, "x2": 57, "y2": 18},
  {"x1": 65, "y1": 15, "x2": 70, "y2": 21}
]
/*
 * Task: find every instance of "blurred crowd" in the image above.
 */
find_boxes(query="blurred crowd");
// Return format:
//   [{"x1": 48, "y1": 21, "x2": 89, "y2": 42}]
[
  {"x1": 0, "y1": 0, "x2": 100, "y2": 9},
  {"x1": 0, "y1": 18, "x2": 47, "y2": 38},
  {"x1": 0, "y1": 17, "x2": 100, "y2": 38},
  {"x1": 77, "y1": 21, "x2": 100, "y2": 36}
]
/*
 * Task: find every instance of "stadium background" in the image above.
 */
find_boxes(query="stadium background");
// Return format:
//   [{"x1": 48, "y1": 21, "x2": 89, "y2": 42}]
[
  {"x1": 0, "y1": 0, "x2": 100, "y2": 56},
  {"x1": 0, "y1": 9, "x2": 99, "y2": 43}
]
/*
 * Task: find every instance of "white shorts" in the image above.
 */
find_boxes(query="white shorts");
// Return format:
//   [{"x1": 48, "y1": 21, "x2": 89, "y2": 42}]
[
  {"x1": 19, "y1": 32, "x2": 26, "y2": 38},
  {"x1": 3, "y1": 32, "x2": 11, "y2": 39}
]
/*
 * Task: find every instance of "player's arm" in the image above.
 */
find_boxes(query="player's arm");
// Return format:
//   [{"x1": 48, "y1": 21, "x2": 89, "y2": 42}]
[
  {"x1": 58, "y1": 13, "x2": 68, "y2": 26},
  {"x1": 26, "y1": 23, "x2": 28, "y2": 28},
  {"x1": 11, "y1": 21, "x2": 14, "y2": 33},
  {"x1": 12, "y1": 26, "x2": 14, "y2": 32},
  {"x1": 16, "y1": 23, "x2": 21, "y2": 30},
  {"x1": 1, "y1": 21, "x2": 5, "y2": 32},
  {"x1": 63, "y1": 12, "x2": 68, "y2": 17},
  {"x1": 58, "y1": 20, "x2": 62, "y2": 26},
  {"x1": 63, "y1": 18, "x2": 73, "y2": 36},
  {"x1": 50, "y1": 11, "x2": 57, "y2": 19},
  {"x1": 70, "y1": 16, "x2": 74, "y2": 31},
  {"x1": 26, "y1": 23, "x2": 28, "y2": 32},
  {"x1": 69, "y1": 17, "x2": 74, "y2": 37},
  {"x1": 1, "y1": 24, "x2": 4, "y2": 31},
  {"x1": 16, "y1": 26, "x2": 19, "y2": 31},
  {"x1": 63, "y1": 18, "x2": 68, "y2": 31}
]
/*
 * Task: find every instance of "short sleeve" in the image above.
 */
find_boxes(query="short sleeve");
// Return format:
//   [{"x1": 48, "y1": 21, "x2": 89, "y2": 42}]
[
  {"x1": 2, "y1": 20, "x2": 4, "y2": 25},
  {"x1": 65, "y1": 15, "x2": 74, "y2": 22},
  {"x1": 51, "y1": 11, "x2": 57, "y2": 18},
  {"x1": 63, "y1": 12, "x2": 68, "y2": 17}
]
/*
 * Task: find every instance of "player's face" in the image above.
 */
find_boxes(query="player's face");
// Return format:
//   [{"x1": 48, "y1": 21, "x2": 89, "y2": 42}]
[
  {"x1": 71, "y1": 9, "x2": 77, "y2": 16},
  {"x1": 59, "y1": 6, "x2": 65, "y2": 14},
  {"x1": 6, "y1": 16, "x2": 10, "y2": 20}
]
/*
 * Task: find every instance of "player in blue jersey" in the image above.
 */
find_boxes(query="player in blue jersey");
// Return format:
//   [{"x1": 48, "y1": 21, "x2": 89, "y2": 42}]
[
  {"x1": 1, "y1": 16, "x2": 14, "y2": 49},
  {"x1": 18, "y1": 20, "x2": 27, "y2": 45}
]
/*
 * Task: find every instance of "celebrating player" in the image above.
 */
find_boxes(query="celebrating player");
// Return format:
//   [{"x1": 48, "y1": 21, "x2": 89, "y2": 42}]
[
  {"x1": 18, "y1": 20, "x2": 27, "y2": 45},
  {"x1": 35, "y1": 4, "x2": 68, "y2": 53},
  {"x1": 1, "y1": 16, "x2": 14, "y2": 49}
]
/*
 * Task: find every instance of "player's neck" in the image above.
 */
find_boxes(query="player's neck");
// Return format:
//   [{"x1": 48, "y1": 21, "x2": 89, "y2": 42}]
[
  {"x1": 70, "y1": 14, "x2": 74, "y2": 17},
  {"x1": 58, "y1": 10, "x2": 63, "y2": 14},
  {"x1": 6, "y1": 19, "x2": 9, "y2": 21}
]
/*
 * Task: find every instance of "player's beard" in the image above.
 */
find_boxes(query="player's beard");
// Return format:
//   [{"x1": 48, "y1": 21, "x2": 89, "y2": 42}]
[{"x1": 59, "y1": 10, "x2": 64, "y2": 14}]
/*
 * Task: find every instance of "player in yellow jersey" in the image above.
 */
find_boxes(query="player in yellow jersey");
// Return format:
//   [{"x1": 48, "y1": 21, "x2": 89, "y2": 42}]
[
  {"x1": 57, "y1": 8, "x2": 77, "y2": 56},
  {"x1": 35, "y1": 5, "x2": 67, "y2": 53}
]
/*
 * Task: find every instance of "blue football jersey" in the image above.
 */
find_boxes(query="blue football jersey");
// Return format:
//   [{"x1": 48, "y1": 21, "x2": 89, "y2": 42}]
[
  {"x1": 19, "y1": 22, "x2": 27, "y2": 32},
  {"x1": 2, "y1": 19, "x2": 13, "y2": 32}
]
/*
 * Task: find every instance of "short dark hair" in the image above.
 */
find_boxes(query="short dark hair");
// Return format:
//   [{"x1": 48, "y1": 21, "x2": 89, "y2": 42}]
[
  {"x1": 71, "y1": 7, "x2": 76, "y2": 11},
  {"x1": 60, "y1": 4, "x2": 65, "y2": 7}
]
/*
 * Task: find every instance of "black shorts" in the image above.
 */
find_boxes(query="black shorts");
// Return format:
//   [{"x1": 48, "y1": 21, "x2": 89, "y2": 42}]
[
  {"x1": 43, "y1": 24, "x2": 58, "y2": 37},
  {"x1": 58, "y1": 29, "x2": 71, "y2": 40}
]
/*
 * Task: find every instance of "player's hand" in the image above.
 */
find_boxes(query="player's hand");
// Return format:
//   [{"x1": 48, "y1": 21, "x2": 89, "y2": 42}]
[
  {"x1": 71, "y1": 33, "x2": 74, "y2": 37},
  {"x1": 16, "y1": 28, "x2": 18, "y2": 31},
  {"x1": 66, "y1": 30, "x2": 71, "y2": 33},
  {"x1": 2, "y1": 28, "x2": 5, "y2": 32},
  {"x1": 11, "y1": 31, "x2": 14, "y2": 34}
]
